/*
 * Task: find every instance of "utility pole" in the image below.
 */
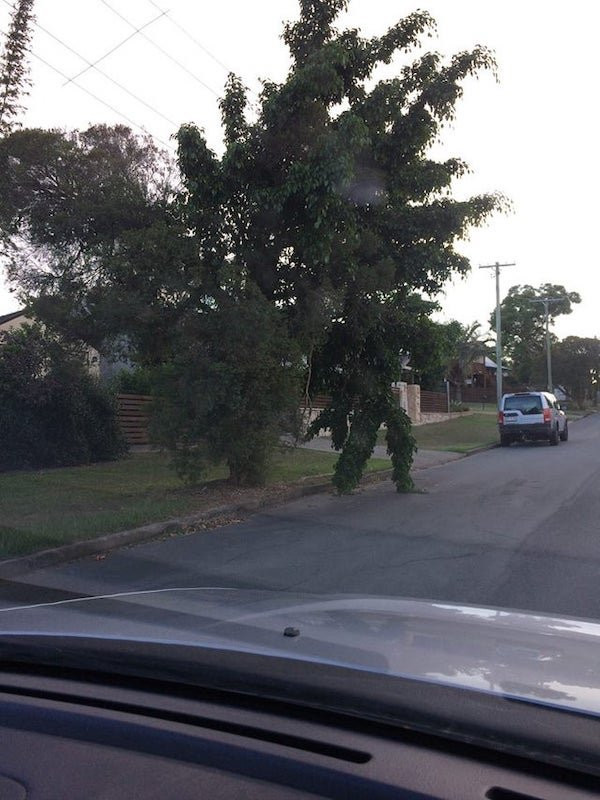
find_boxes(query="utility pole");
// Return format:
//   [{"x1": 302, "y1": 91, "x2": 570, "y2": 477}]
[
  {"x1": 479, "y1": 261, "x2": 516, "y2": 408},
  {"x1": 529, "y1": 297, "x2": 563, "y2": 393}
]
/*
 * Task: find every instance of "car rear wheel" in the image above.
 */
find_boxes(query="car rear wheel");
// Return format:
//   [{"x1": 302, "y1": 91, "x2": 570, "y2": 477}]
[
  {"x1": 550, "y1": 425, "x2": 560, "y2": 446},
  {"x1": 560, "y1": 422, "x2": 569, "y2": 442},
  {"x1": 500, "y1": 435, "x2": 511, "y2": 447}
]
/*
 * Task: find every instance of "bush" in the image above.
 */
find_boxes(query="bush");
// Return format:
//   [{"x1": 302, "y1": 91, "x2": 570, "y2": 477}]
[
  {"x1": 0, "y1": 324, "x2": 126, "y2": 471},
  {"x1": 110, "y1": 366, "x2": 154, "y2": 396},
  {"x1": 150, "y1": 287, "x2": 302, "y2": 487}
]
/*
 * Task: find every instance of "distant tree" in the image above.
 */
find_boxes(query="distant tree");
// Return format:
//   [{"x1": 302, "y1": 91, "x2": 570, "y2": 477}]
[
  {"x1": 0, "y1": 0, "x2": 35, "y2": 136},
  {"x1": 490, "y1": 284, "x2": 581, "y2": 385},
  {"x1": 553, "y1": 336, "x2": 600, "y2": 408},
  {"x1": 444, "y1": 321, "x2": 491, "y2": 402},
  {"x1": 398, "y1": 308, "x2": 453, "y2": 392}
]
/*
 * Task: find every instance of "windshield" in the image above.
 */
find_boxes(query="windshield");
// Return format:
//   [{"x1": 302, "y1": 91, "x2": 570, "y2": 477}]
[
  {"x1": 504, "y1": 395, "x2": 544, "y2": 414},
  {"x1": 0, "y1": 0, "x2": 599, "y2": 775}
]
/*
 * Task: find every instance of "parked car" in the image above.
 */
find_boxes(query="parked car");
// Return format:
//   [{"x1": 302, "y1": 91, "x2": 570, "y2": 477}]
[{"x1": 498, "y1": 391, "x2": 568, "y2": 447}]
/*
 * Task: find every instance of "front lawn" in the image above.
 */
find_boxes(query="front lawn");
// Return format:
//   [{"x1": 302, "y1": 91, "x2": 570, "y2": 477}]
[
  {"x1": 0, "y1": 448, "x2": 390, "y2": 558},
  {"x1": 378, "y1": 413, "x2": 498, "y2": 453}
]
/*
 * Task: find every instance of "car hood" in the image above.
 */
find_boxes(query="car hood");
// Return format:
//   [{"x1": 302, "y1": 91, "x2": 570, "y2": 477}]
[{"x1": 0, "y1": 587, "x2": 599, "y2": 717}]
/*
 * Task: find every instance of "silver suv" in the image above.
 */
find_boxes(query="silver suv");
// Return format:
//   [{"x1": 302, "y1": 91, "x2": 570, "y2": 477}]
[{"x1": 498, "y1": 391, "x2": 568, "y2": 447}]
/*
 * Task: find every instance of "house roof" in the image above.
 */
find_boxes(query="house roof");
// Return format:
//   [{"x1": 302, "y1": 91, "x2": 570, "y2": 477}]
[
  {"x1": 0, "y1": 309, "x2": 26, "y2": 326},
  {"x1": 474, "y1": 355, "x2": 509, "y2": 372}
]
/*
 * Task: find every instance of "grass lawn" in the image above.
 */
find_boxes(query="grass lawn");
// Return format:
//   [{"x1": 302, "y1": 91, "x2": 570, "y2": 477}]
[
  {"x1": 0, "y1": 448, "x2": 390, "y2": 559},
  {"x1": 378, "y1": 413, "x2": 498, "y2": 454}
]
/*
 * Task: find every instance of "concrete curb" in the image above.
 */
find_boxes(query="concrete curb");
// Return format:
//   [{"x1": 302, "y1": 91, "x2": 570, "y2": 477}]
[
  {"x1": 458, "y1": 442, "x2": 499, "y2": 457},
  {"x1": 0, "y1": 468, "x2": 394, "y2": 579},
  {"x1": 0, "y1": 440, "x2": 501, "y2": 579},
  {"x1": 571, "y1": 410, "x2": 596, "y2": 422}
]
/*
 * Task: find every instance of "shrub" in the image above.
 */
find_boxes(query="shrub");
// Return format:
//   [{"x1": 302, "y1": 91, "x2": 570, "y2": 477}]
[
  {"x1": 110, "y1": 366, "x2": 154, "y2": 396},
  {"x1": 150, "y1": 287, "x2": 302, "y2": 487},
  {"x1": 0, "y1": 324, "x2": 126, "y2": 471}
]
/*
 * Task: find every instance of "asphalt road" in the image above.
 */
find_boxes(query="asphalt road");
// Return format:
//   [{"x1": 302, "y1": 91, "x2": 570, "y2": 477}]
[{"x1": 2, "y1": 414, "x2": 600, "y2": 619}]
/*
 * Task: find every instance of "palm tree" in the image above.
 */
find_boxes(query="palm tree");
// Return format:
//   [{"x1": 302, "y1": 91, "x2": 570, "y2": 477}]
[{"x1": 447, "y1": 322, "x2": 491, "y2": 403}]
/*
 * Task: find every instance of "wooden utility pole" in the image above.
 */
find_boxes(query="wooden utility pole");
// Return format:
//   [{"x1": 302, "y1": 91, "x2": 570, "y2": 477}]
[{"x1": 479, "y1": 261, "x2": 516, "y2": 408}]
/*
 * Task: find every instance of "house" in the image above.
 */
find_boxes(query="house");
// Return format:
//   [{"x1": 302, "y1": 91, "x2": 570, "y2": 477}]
[
  {"x1": 0, "y1": 307, "x2": 129, "y2": 380},
  {"x1": 467, "y1": 355, "x2": 509, "y2": 389},
  {"x1": 0, "y1": 309, "x2": 34, "y2": 334}
]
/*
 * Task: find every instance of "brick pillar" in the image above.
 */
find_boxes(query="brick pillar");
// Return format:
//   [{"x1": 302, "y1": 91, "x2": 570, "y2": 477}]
[
  {"x1": 396, "y1": 381, "x2": 408, "y2": 412},
  {"x1": 407, "y1": 384, "x2": 421, "y2": 424}
]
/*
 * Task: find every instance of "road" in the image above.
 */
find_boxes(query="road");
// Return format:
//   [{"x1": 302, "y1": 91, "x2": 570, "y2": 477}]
[{"x1": 2, "y1": 414, "x2": 600, "y2": 619}]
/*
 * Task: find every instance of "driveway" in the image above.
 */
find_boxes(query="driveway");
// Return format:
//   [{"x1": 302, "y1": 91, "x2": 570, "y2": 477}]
[{"x1": 1, "y1": 415, "x2": 599, "y2": 619}]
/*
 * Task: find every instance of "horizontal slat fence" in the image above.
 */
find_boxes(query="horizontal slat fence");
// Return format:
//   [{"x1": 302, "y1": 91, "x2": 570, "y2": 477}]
[
  {"x1": 116, "y1": 393, "x2": 153, "y2": 446},
  {"x1": 420, "y1": 390, "x2": 448, "y2": 413},
  {"x1": 301, "y1": 395, "x2": 332, "y2": 409}
]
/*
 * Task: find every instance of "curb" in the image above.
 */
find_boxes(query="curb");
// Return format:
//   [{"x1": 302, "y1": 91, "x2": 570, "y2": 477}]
[
  {"x1": 459, "y1": 442, "x2": 499, "y2": 457},
  {"x1": 571, "y1": 410, "x2": 596, "y2": 422},
  {"x1": 0, "y1": 468, "x2": 394, "y2": 580}
]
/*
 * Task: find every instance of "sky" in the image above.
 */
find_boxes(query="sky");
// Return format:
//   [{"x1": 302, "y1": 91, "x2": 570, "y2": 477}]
[{"x1": 0, "y1": 0, "x2": 598, "y2": 340}]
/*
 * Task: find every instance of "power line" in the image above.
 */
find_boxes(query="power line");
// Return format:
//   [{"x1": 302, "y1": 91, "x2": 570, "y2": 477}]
[
  {"x1": 0, "y1": 26, "x2": 175, "y2": 152},
  {"x1": 145, "y1": 0, "x2": 231, "y2": 75},
  {"x1": 99, "y1": 0, "x2": 220, "y2": 97},
  {"x1": 144, "y1": 0, "x2": 260, "y2": 107},
  {"x1": 0, "y1": 0, "x2": 177, "y2": 127},
  {"x1": 64, "y1": 8, "x2": 168, "y2": 86},
  {"x1": 34, "y1": 49, "x2": 175, "y2": 151}
]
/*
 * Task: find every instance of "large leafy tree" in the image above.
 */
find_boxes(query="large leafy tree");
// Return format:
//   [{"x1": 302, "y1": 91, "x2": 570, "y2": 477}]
[
  {"x1": 0, "y1": 0, "x2": 35, "y2": 135},
  {"x1": 4, "y1": 1, "x2": 504, "y2": 491},
  {"x1": 1, "y1": 124, "x2": 302, "y2": 486},
  {"x1": 490, "y1": 284, "x2": 581, "y2": 385},
  {"x1": 552, "y1": 336, "x2": 600, "y2": 408},
  {"x1": 0, "y1": 124, "x2": 193, "y2": 362},
  {"x1": 176, "y1": 0, "x2": 502, "y2": 492}
]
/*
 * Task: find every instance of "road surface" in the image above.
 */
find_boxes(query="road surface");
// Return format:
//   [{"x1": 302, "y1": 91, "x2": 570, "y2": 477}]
[{"x1": 1, "y1": 414, "x2": 599, "y2": 619}]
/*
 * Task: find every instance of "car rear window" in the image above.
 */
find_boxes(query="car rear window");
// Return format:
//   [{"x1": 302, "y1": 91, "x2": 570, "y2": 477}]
[{"x1": 504, "y1": 395, "x2": 543, "y2": 414}]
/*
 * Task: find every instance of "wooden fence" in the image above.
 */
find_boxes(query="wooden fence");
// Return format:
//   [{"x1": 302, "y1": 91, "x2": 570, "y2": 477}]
[
  {"x1": 300, "y1": 395, "x2": 332, "y2": 410},
  {"x1": 453, "y1": 385, "x2": 529, "y2": 404},
  {"x1": 116, "y1": 393, "x2": 153, "y2": 446},
  {"x1": 420, "y1": 390, "x2": 448, "y2": 414}
]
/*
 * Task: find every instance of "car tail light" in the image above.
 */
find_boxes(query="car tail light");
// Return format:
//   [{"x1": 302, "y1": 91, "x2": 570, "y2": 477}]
[
  {"x1": 498, "y1": 411, "x2": 504, "y2": 424},
  {"x1": 543, "y1": 408, "x2": 551, "y2": 422}
]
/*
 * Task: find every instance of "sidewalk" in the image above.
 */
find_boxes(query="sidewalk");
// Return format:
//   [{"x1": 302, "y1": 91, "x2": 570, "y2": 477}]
[{"x1": 300, "y1": 437, "x2": 464, "y2": 470}]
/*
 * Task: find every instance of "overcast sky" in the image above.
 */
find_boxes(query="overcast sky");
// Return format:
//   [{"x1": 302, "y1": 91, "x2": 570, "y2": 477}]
[{"x1": 1, "y1": 0, "x2": 598, "y2": 340}]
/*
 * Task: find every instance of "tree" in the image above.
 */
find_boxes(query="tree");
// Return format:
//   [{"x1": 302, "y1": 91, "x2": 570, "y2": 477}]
[
  {"x1": 175, "y1": 1, "x2": 503, "y2": 492},
  {"x1": 0, "y1": 324, "x2": 125, "y2": 471},
  {"x1": 151, "y1": 286, "x2": 302, "y2": 485},
  {"x1": 395, "y1": 308, "x2": 452, "y2": 392},
  {"x1": 5, "y1": 1, "x2": 504, "y2": 491},
  {"x1": 490, "y1": 284, "x2": 581, "y2": 385},
  {"x1": 0, "y1": 0, "x2": 35, "y2": 136},
  {"x1": 0, "y1": 124, "x2": 192, "y2": 362},
  {"x1": 442, "y1": 321, "x2": 491, "y2": 402},
  {"x1": 552, "y1": 336, "x2": 600, "y2": 408}
]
